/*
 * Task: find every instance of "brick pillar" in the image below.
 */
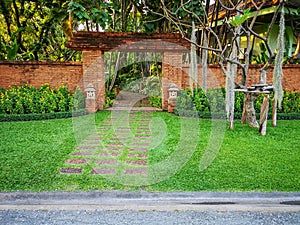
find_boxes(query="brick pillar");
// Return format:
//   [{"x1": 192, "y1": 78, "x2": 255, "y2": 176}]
[
  {"x1": 162, "y1": 52, "x2": 183, "y2": 110},
  {"x1": 82, "y1": 50, "x2": 105, "y2": 112}
]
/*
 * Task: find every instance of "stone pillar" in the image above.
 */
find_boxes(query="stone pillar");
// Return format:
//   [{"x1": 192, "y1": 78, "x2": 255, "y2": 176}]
[
  {"x1": 162, "y1": 52, "x2": 183, "y2": 110},
  {"x1": 84, "y1": 83, "x2": 97, "y2": 113},
  {"x1": 82, "y1": 50, "x2": 105, "y2": 112},
  {"x1": 167, "y1": 84, "x2": 179, "y2": 113}
]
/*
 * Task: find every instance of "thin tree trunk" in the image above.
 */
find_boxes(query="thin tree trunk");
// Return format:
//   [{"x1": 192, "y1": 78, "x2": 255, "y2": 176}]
[
  {"x1": 109, "y1": 52, "x2": 121, "y2": 91},
  {"x1": 259, "y1": 94, "x2": 270, "y2": 135},
  {"x1": 107, "y1": 52, "x2": 113, "y2": 90},
  {"x1": 244, "y1": 92, "x2": 259, "y2": 128},
  {"x1": 202, "y1": 30, "x2": 208, "y2": 92},
  {"x1": 241, "y1": 98, "x2": 247, "y2": 124},
  {"x1": 226, "y1": 63, "x2": 235, "y2": 130},
  {"x1": 272, "y1": 98, "x2": 277, "y2": 127}
]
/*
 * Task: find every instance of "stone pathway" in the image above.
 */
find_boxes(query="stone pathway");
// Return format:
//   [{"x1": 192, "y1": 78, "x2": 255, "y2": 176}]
[{"x1": 60, "y1": 111, "x2": 153, "y2": 179}]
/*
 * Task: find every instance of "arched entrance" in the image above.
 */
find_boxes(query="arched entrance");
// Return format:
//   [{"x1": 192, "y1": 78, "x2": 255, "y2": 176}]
[{"x1": 66, "y1": 32, "x2": 190, "y2": 113}]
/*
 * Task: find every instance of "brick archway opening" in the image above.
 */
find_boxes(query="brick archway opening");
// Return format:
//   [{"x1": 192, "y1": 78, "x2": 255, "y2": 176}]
[{"x1": 66, "y1": 32, "x2": 190, "y2": 112}]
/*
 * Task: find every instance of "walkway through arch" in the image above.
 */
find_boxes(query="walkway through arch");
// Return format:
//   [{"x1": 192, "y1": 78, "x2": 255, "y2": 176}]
[{"x1": 66, "y1": 32, "x2": 190, "y2": 112}]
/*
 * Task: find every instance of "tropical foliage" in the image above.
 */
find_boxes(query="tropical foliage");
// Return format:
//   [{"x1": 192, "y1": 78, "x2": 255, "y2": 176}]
[
  {"x1": 0, "y1": 84, "x2": 84, "y2": 114},
  {"x1": 175, "y1": 87, "x2": 300, "y2": 116},
  {"x1": 0, "y1": 0, "x2": 147, "y2": 61},
  {"x1": 0, "y1": 0, "x2": 78, "y2": 61}
]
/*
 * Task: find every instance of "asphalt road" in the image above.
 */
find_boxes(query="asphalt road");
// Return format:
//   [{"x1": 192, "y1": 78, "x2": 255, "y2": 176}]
[{"x1": 1, "y1": 191, "x2": 300, "y2": 225}]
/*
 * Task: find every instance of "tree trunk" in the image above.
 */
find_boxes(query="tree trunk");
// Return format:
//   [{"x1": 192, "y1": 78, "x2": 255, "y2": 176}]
[
  {"x1": 244, "y1": 92, "x2": 259, "y2": 128},
  {"x1": 241, "y1": 98, "x2": 247, "y2": 124},
  {"x1": 272, "y1": 98, "x2": 277, "y2": 127},
  {"x1": 259, "y1": 94, "x2": 270, "y2": 135},
  {"x1": 109, "y1": 52, "x2": 121, "y2": 91}
]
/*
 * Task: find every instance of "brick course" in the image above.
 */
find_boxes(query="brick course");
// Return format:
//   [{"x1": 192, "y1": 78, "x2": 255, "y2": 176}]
[
  {"x1": 0, "y1": 61, "x2": 82, "y2": 91},
  {"x1": 182, "y1": 64, "x2": 300, "y2": 91},
  {"x1": 0, "y1": 60, "x2": 299, "y2": 112}
]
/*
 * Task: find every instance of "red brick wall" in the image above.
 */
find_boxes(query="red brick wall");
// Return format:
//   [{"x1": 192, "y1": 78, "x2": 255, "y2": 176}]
[
  {"x1": 181, "y1": 64, "x2": 300, "y2": 91},
  {"x1": 0, "y1": 61, "x2": 83, "y2": 91},
  {"x1": 0, "y1": 60, "x2": 299, "y2": 112}
]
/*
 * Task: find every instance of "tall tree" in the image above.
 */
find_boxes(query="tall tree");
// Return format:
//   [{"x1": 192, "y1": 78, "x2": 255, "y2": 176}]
[
  {"x1": 0, "y1": 0, "x2": 80, "y2": 61},
  {"x1": 143, "y1": 0, "x2": 293, "y2": 130}
]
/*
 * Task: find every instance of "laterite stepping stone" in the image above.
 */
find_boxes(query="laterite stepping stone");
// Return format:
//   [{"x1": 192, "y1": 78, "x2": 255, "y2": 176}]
[
  {"x1": 126, "y1": 160, "x2": 147, "y2": 165},
  {"x1": 99, "y1": 152, "x2": 120, "y2": 157},
  {"x1": 131, "y1": 143, "x2": 149, "y2": 146},
  {"x1": 124, "y1": 168, "x2": 147, "y2": 175},
  {"x1": 91, "y1": 168, "x2": 115, "y2": 175},
  {"x1": 60, "y1": 168, "x2": 82, "y2": 174},
  {"x1": 66, "y1": 159, "x2": 87, "y2": 164},
  {"x1": 128, "y1": 153, "x2": 148, "y2": 159},
  {"x1": 137, "y1": 154, "x2": 148, "y2": 158},
  {"x1": 97, "y1": 159, "x2": 118, "y2": 165},
  {"x1": 86, "y1": 137, "x2": 102, "y2": 141},
  {"x1": 136, "y1": 131, "x2": 151, "y2": 135},
  {"x1": 128, "y1": 153, "x2": 136, "y2": 158},
  {"x1": 105, "y1": 147, "x2": 121, "y2": 151},
  {"x1": 84, "y1": 141, "x2": 100, "y2": 145},
  {"x1": 99, "y1": 127, "x2": 110, "y2": 130},
  {"x1": 130, "y1": 148, "x2": 148, "y2": 152},
  {"x1": 76, "y1": 146, "x2": 97, "y2": 150},
  {"x1": 110, "y1": 137, "x2": 127, "y2": 141},
  {"x1": 116, "y1": 127, "x2": 131, "y2": 130},
  {"x1": 134, "y1": 138, "x2": 150, "y2": 143},
  {"x1": 107, "y1": 143, "x2": 123, "y2": 146},
  {"x1": 72, "y1": 152, "x2": 93, "y2": 156},
  {"x1": 135, "y1": 136, "x2": 151, "y2": 138},
  {"x1": 114, "y1": 129, "x2": 128, "y2": 132}
]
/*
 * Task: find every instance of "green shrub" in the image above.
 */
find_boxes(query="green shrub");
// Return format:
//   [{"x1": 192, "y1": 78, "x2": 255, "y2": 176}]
[
  {"x1": 0, "y1": 84, "x2": 85, "y2": 115},
  {"x1": 149, "y1": 96, "x2": 162, "y2": 108},
  {"x1": 104, "y1": 88, "x2": 117, "y2": 108},
  {"x1": 0, "y1": 109, "x2": 87, "y2": 122},
  {"x1": 175, "y1": 87, "x2": 300, "y2": 117},
  {"x1": 176, "y1": 88, "x2": 226, "y2": 114},
  {"x1": 73, "y1": 87, "x2": 85, "y2": 110}
]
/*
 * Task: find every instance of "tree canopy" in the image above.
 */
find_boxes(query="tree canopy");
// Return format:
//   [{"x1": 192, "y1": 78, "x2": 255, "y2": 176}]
[
  {"x1": 0, "y1": 0, "x2": 149, "y2": 61},
  {"x1": 1, "y1": 0, "x2": 299, "y2": 64}
]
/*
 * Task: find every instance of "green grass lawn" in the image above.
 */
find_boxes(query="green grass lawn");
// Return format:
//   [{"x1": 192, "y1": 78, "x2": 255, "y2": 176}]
[{"x1": 0, "y1": 111, "x2": 299, "y2": 192}]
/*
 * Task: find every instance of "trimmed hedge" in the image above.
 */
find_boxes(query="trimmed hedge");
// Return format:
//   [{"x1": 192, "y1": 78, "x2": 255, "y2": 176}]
[
  {"x1": 174, "y1": 110, "x2": 300, "y2": 120},
  {"x1": 175, "y1": 87, "x2": 300, "y2": 119},
  {"x1": 0, "y1": 84, "x2": 87, "y2": 122},
  {"x1": 0, "y1": 84, "x2": 85, "y2": 114},
  {"x1": 0, "y1": 109, "x2": 87, "y2": 122}
]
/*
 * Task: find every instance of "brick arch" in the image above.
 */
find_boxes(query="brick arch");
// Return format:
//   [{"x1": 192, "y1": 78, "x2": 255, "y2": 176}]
[{"x1": 66, "y1": 32, "x2": 190, "y2": 112}]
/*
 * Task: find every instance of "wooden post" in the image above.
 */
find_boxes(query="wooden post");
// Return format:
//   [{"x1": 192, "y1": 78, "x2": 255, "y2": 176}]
[
  {"x1": 272, "y1": 98, "x2": 277, "y2": 127},
  {"x1": 259, "y1": 94, "x2": 270, "y2": 136},
  {"x1": 241, "y1": 97, "x2": 247, "y2": 124}
]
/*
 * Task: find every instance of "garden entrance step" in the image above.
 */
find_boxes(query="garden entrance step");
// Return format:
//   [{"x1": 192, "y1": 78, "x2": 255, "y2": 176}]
[{"x1": 105, "y1": 90, "x2": 162, "y2": 112}]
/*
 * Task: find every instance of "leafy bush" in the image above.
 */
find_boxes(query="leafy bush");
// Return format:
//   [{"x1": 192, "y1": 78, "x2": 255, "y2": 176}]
[
  {"x1": 0, "y1": 84, "x2": 85, "y2": 115},
  {"x1": 175, "y1": 87, "x2": 300, "y2": 117},
  {"x1": 0, "y1": 109, "x2": 87, "y2": 122},
  {"x1": 176, "y1": 88, "x2": 226, "y2": 113},
  {"x1": 149, "y1": 96, "x2": 162, "y2": 108},
  {"x1": 104, "y1": 88, "x2": 117, "y2": 109},
  {"x1": 251, "y1": 91, "x2": 300, "y2": 114},
  {"x1": 122, "y1": 76, "x2": 162, "y2": 108}
]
